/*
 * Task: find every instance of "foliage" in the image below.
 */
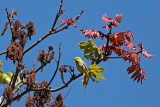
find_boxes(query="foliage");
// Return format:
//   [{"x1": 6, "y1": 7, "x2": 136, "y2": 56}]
[
  {"x1": 82, "y1": 64, "x2": 105, "y2": 89},
  {"x1": 0, "y1": 1, "x2": 154, "y2": 107},
  {"x1": 79, "y1": 39, "x2": 108, "y2": 64},
  {"x1": 0, "y1": 60, "x2": 13, "y2": 84},
  {"x1": 80, "y1": 13, "x2": 153, "y2": 84}
]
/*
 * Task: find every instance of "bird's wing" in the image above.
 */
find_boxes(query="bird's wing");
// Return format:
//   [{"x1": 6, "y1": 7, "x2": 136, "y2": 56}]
[{"x1": 81, "y1": 61, "x2": 88, "y2": 71}]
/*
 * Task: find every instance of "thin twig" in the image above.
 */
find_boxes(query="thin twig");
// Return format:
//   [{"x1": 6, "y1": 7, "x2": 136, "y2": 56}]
[
  {"x1": 96, "y1": 28, "x2": 112, "y2": 65},
  {"x1": 5, "y1": 8, "x2": 15, "y2": 41},
  {"x1": 54, "y1": 23, "x2": 65, "y2": 31},
  {"x1": 13, "y1": 83, "x2": 24, "y2": 95},
  {"x1": 31, "y1": 73, "x2": 82, "y2": 92},
  {"x1": 0, "y1": 96, "x2": 4, "y2": 106},
  {"x1": 11, "y1": 65, "x2": 21, "y2": 89},
  {"x1": 0, "y1": 51, "x2": 7, "y2": 55},
  {"x1": 63, "y1": 86, "x2": 72, "y2": 99},
  {"x1": 107, "y1": 56, "x2": 122, "y2": 59},
  {"x1": 47, "y1": 43, "x2": 61, "y2": 87},
  {"x1": 104, "y1": 28, "x2": 112, "y2": 55},
  {"x1": 50, "y1": 0, "x2": 63, "y2": 31}
]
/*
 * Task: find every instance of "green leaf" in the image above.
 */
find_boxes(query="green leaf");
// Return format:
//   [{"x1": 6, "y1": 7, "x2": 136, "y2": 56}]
[
  {"x1": 6, "y1": 72, "x2": 12, "y2": 79},
  {"x1": 88, "y1": 64, "x2": 105, "y2": 72},
  {"x1": 79, "y1": 41, "x2": 91, "y2": 49},
  {"x1": 92, "y1": 71, "x2": 106, "y2": 80},
  {"x1": 0, "y1": 72, "x2": 12, "y2": 84},
  {"x1": 88, "y1": 64, "x2": 106, "y2": 82},
  {"x1": 0, "y1": 60, "x2": 2, "y2": 67},
  {"x1": 83, "y1": 48, "x2": 92, "y2": 54},
  {"x1": 0, "y1": 68, "x2": 3, "y2": 75},
  {"x1": 95, "y1": 75, "x2": 98, "y2": 82},
  {"x1": 79, "y1": 39, "x2": 105, "y2": 62}
]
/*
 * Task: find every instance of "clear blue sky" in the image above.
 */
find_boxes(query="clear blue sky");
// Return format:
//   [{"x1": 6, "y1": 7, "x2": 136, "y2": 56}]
[{"x1": 0, "y1": 0, "x2": 159, "y2": 107}]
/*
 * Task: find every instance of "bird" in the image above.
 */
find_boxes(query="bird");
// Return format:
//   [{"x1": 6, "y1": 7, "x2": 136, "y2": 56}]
[{"x1": 74, "y1": 57, "x2": 95, "y2": 82}]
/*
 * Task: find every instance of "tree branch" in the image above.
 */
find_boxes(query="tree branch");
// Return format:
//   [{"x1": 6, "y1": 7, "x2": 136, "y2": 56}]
[
  {"x1": 23, "y1": 9, "x2": 84, "y2": 55},
  {"x1": 47, "y1": 43, "x2": 61, "y2": 87},
  {"x1": 1, "y1": 73, "x2": 82, "y2": 107},
  {"x1": 1, "y1": 89, "x2": 30, "y2": 107},
  {"x1": 32, "y1": 73, "x2": 83, "y2": 92},
  {"x1": 0, "y1": 51, "x2": 7, "y2": 55},
  {"x1": 11, "y1": 65, "x2": 21, "y2": 89},
  {"x1": 107, "y1": 56, "x2": 122, "y2": 59},
  {"x1": 5, "y1": 8, "x2": 15, "y2": 41},
  {"x1": 50, "y1": 0, "x2": 63, "y2": 31}
]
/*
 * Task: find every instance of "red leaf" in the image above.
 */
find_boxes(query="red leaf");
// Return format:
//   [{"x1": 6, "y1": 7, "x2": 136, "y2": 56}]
[
  {"x1": 127, "y1": 64, "x2": 139, "y2": 74},
  {"x1": 122, "y1": 52, "x2": 141, "y2": 64},
  {"x1": 60, "y1": 18, "x2": 77, "y2": 27},
  {"x1": 138, "y1": 43, "x2": 154, "y2": 58},
  {"x1": 114, "y1": 14, "x2": 122, "y2": 23},
  {"x1": 102, "y1": 13, "x2": 122, "y2": 28},
  {"x1": 99, "y1": 44, "x2": 107, "y2": 52},
  {"x1": 109, "y1": 32, "x2": 125, "y2": 47},
  {"x1": 127, "y1": 64, "x2": 147, "y2": 84},
  {"x1": 112, "y1": 14, "x2": 122, "y2": 27},
  {"x1": 133, "y1": 75, "x2": 139, "y2": 81},
  {"x1": 124, "y1": 31, "x2": 134, "y2": 41},
  {"x1": 102, "y1": 25, "x2": 111, "y2": 30},
  {"x1": 124, "y1": 40, "x2": 137, "y2": 52},
  {"x1": 81, "y1": 29, "x2": 105, "y2": 40},
  {"x1": 102, "y1": 13, "x2": 111, "y2": 23}
]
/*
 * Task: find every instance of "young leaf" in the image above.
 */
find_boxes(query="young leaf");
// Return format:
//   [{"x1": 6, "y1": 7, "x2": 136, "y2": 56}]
[
  {"x1": 88, "y1": 64, "x2": 105, "y2": 72},
  {"x1": 0, "y1": 60, "x2": 2, "y2": 67},
  {"x1": 79, "y1": 39, "x2": 105, "y2": 62},
  {"x1": 88, "y1": 64, "x2": 106, "y2": 82},
  {"x1": 92, "y1": 71, "x2": 106, "y2": 80},
  {"x1": 0, "y1": 68, "x2": 3, "y2": 75},
  {"x1": 0, "y1": 72, "x2": 12, "y2": 84},
  {"x1": 95, "y1": 75, "x2": 98, "y2": 82}
]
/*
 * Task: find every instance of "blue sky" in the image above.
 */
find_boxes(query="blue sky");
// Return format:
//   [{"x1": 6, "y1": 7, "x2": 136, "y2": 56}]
[{"x1": 0, "y1": 0, "x2": 159, "y2": 107}]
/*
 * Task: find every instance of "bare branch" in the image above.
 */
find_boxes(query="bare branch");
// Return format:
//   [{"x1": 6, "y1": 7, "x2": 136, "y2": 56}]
[
  {"x1": 23, "y1": 9, "x2": 84, "y2": 55},
  {"x1": 50, "y1": 0, "x2": 63, "y2": 31},
  {"x1": 11, "y1": 66, "x2": 21, "y2": 89},
  {"x1": 47, "y1": 43, "x2": 62, "y2": 87},
  {"x1": 5, "y1": 8, "x2": 15, "y2": 42},
  {"x1": 1, "y1": 73, "x2": 82, "y2": 107},
  {"x1": 31, "y1": 73, "x2": 82, "y2": 92},
  {"x1": 0, "y1": 51, "x2": 7, "y2": 55}
]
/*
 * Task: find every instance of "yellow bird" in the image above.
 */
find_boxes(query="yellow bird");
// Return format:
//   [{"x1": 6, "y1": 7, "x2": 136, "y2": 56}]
[{"x1": 74, "y1": 57, "x2": 95, "y2": 82}]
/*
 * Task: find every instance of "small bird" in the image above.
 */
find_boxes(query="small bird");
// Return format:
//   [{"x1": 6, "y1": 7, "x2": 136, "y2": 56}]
[{"x1": 74, "y1": 57, "x2": 95, "y2": 82}]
